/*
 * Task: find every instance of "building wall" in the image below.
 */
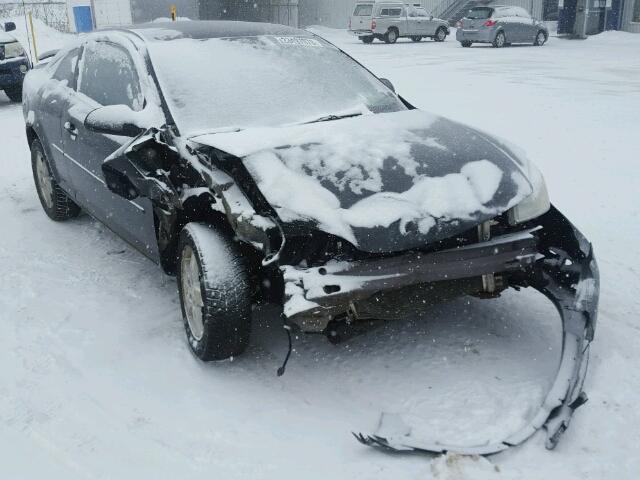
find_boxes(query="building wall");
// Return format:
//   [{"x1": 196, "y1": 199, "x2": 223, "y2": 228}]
[
  {"x1": 91, "y1": 0, "x2": 133, "y2": 27},
  {"x1": 129, "y1": 0, "x2": 199, "y2": 23},
  {"x1": 621, "y1": 0, "x2": 640, "y2": 31}
]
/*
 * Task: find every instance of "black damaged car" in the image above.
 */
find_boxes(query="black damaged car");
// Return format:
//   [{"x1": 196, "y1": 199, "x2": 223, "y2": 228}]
[{"x1": 22, "y1": 21, "x2": 598, "y2": 455}]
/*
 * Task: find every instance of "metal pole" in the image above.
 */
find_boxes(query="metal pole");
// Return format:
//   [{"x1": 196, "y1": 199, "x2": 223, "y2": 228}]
[
  {"x1": 20, "y1": 0, "x2": 34, "y2": 63},
  {"x1": 28, "y1": 10, "x2": 38, "y2": 63}
]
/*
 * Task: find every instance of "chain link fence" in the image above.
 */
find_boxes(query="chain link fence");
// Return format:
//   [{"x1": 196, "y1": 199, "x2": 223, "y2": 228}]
[{"x1": 0, "y1": 1, "x2": 69, "y2": 32}]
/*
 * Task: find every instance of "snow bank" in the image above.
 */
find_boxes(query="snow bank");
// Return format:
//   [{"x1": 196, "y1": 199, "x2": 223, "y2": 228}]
[{"x1": 0, "y1": 16, "x2": 71, "y2": 62}]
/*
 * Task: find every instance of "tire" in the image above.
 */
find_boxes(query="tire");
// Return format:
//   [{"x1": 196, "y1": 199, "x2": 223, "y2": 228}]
[
  {"x1": 31, "y1": 138, "x2": 81, "y2": 221},
  {"x1": 460, "y1": 41, "x2": 472, "y2": 48},
  {"x1": 177, "y1": 223, "x2": 251, "y2": 361},
  {"x1": 534, "y1": 30, "x2": 547, "y2": 46},
  {"x1": 360, "y1": 36, "x2": 374, "y2": 44},
  {"x1": 434, "y1": 27, "x2": 447, "y2": 42},
  {"x1": 384, "y1": 28, "x2": 398, "y2": 44},
  {"x1": 4, "y1": 86, "x2": 22, "y2": 103},
  {"x1": 410, "y1": 36, "x2": 422, "y2": 42},
  {"x1": 493, "y1": 31, "x2": 506, "y2": 48}
]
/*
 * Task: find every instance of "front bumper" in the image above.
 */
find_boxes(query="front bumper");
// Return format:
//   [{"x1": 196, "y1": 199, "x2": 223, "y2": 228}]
[
  {"x1": 349, "y1": 29, "x2": 374, "y2": 37},
  {"x1": 352, "y1": 206, "x2": 599, "y2": 454},
  {"x1": 0, "y1": 57, "x2": 29, "y2": 89},
  {"x1": 282, "y1": 228, "x2": 539, "y2": 323}
]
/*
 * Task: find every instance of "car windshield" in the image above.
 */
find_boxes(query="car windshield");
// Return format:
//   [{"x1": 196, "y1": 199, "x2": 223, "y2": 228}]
[
  {"x1": 147, "y1": 35, "x2": 405, "y2": 135},
  {"x1": 467, "y1": 7, "x2": 493, "y2": 19},
  {"x1": 354, "y1": 5, "x2": 373, "y2": 16}
]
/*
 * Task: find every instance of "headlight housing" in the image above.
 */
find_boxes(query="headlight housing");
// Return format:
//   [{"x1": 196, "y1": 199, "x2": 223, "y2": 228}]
[
  {"x1": 508, "y1": 163, "x2": 550, "y2": 224},
  {"x1": 3, "y1": 41, "x2": 26, "y2": 59}
]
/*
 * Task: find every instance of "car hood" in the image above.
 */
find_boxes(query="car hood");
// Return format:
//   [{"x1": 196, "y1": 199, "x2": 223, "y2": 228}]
[
  {"x1": 0, "y1": 31, "x2": 17, "y2": 43},
  {"x1": 190, "y1": 110, "x2": 534, "y2": 253}
]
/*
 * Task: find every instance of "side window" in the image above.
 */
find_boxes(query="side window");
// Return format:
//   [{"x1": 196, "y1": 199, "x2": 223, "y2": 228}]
[
  {"x1": 407, "y1": 6, "x2": 417, "y2": 17},
  {"x1": 78, "y1": 42, "x2": 143, "y2": 111},
  {"x1": 416, "y1": 8, "x2": 429, "y2": 17},
  {"x1": 380, "y1": 8, "x2": 389, "y2": 16},
  {"x1": 390, "y1": 8, "x2": 403, "y2": 17},
  {"x1": 52, "y1": 48, "x2": 80, "y2": 88},
  {"x1": 515, "y1": 8, "x2": 531, "y2": 18}
]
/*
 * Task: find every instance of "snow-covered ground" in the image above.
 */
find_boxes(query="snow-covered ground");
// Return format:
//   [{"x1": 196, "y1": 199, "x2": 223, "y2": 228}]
[{"x1": 1, "y1": 23, "x2": 639, "y2": 479}]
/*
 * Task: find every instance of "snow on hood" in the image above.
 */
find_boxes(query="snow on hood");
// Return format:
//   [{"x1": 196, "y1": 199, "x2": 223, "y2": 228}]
[{"x1": 191, "y1": 110, "x2": 534, "y2": 252}]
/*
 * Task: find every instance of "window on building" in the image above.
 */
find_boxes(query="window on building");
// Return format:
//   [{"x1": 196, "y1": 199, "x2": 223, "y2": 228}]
[
  {"x1": 353, "y1": 5, "x2": 373, "y2": 16},
  {"x1": 633, "y1": 0, "x2": 640, "y2": 22}
]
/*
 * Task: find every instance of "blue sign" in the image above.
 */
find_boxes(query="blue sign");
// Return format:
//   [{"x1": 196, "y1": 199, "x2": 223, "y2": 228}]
[{"x1": 73, "y1": 5, "x2": 93, "y2": 32}]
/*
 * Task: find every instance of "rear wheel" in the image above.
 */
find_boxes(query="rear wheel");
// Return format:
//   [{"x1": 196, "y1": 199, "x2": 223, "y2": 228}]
[
  {"x1": 434, "y1": 27, "x2": 447, "y2": 42},
  {"x1": 493, "y1": 31, "x2": 506, "y2": 48},
  {"x1": 360, "y1": 35, "x2": 374, "y2": 44},
  {"x1": 460, "y1": 40, "x2": 472, "y2": 47},
  {"x1": 178, "y1": 223, "x2": 251, "y2": 361},
  {"x1": 534, "y1": 30, "x2": 547, "y2": 46},
  {"x1": 31, "y1": 138, "x2": 81, "y2": 221},
  {"x1": 384, "y1": 28, "x2": 398, "y2": 44},
  {"x1": 4, "y1": 86, "x2": 22, "y2": 102},
  {"x1": 410, "y1": 36, "x2": 422, "y2": 42}
]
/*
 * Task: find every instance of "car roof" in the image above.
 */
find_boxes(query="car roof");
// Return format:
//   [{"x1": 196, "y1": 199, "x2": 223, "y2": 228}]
[{"x1": 122, "y1": 20, "x2": 310, "y2": 42}]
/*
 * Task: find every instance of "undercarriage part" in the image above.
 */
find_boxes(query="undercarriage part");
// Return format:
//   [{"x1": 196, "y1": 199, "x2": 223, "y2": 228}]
[
  {"x1": 282, "y1": 228, "x2": 539, "y2": 327},
  {"x1": 355, "y1": 206, "x2": 599, "y2": 455}
]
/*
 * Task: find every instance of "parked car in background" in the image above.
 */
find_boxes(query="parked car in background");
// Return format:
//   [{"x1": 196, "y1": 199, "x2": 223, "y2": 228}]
[
  {"x1": 456, "y1": 5, "x2": 548, "y2": 48},
  {"x1": 349, "y1": 2, "x2": 449, "y2": 43},
  {"x1": 0, "y1": 21, "x2": 30, "y2": 102}
]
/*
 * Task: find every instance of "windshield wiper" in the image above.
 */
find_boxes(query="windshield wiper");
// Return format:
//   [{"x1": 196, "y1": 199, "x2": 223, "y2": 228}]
[{"x1": 304, "y1": 112, "x2": 363, "y2": 124}]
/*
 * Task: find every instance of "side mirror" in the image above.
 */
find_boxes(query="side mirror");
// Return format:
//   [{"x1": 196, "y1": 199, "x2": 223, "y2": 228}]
[
  {"x1": 4, "y1": 22, "x2": 16, "y2": 32},
  {"x1": 430, "y1": 15, "x2": 434, "y2": 20},
  {"x1": 84, "y1": 105, "x2": 146, "y2": 137},
  {"x1": 379, "y1": 78, "x2": 395, "y2": 93}
]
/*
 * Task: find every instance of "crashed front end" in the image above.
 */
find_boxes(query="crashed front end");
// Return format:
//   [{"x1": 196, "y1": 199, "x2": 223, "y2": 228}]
[
  {"x1": 280, "y1": 205, "x2": 598, "y2": 454},
  {"x1": 187, "y1": 110, "x2": 599, "y2": 454}
]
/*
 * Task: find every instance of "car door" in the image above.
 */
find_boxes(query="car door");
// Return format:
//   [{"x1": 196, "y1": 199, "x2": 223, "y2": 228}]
[
  {"x1": 496, "y1": 7, "x2": 520, "y2": 42},
  {"x1": 34, "y1": 47, "x2": 81, "y2": 194},
  {"x1": 61, "y1": 40, "x2": 160, "y2": 260},
  {"x1": 415, "y1": 7, "x2": 435, "y2": 36},
  {"x1": 514, "y1": 7, "x2": 537, "y2": 42}
]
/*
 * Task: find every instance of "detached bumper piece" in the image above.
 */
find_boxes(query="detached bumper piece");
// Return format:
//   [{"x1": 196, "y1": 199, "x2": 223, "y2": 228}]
[{"x1": 354, "y1": 206, "x2": 599, "y2": 455}]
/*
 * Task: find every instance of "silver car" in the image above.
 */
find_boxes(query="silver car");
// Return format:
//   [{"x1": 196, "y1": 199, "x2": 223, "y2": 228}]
[
  {"x1": 456, "y1": 5, "x2": 548, "y2": 48},
  {"x1": 349, "y1": 2, "x2": 450, "y2": 44}
]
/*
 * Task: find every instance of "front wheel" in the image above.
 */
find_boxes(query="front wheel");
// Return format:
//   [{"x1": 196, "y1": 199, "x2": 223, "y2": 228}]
[
  {"x1": 4, "y1": 86, "x2": 22, "y2": 102},
  {"x1": 31, "y1": 138, "x2": 81, "y2": 221},
  {"x1": 384, "y1": 28, "x2": 398, "y2": 44},
  {"x1": 434, "y1": 27, "x2": 447, "y2": 42},
  {"x1": 493, "y1": 31, "x2": 506, "y2": 48},
  {"x1": 534, "y1": 30, "x2": 547, "y2": 46},
  {"x1": 460, "y1": 41, "x2": 472, "y2": 48},
  {"x1": 178, "y1": 223, "x2": 251, "y2": 361}
]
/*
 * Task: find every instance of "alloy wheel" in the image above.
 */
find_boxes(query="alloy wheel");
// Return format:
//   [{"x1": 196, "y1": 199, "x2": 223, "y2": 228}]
[{"x1": 181, "y1": 246, "x2": 205, "y2": 341}]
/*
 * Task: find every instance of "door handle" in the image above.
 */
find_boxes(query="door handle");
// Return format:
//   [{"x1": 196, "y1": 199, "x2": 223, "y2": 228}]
[{"x1": 64, "y1": 121, "x2": 78, "y2": 138}]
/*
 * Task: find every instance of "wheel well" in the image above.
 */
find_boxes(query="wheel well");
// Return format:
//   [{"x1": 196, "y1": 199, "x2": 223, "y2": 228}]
[
  {"x1": 26, "y1": 126, "x2": 37, "y2": 148},
  {"x1": 157, "y1": 193, "x2": 232, "y2": 275}
]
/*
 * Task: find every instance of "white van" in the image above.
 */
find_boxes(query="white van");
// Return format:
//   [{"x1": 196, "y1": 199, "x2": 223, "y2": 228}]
[{"x1": 349, "y1": 2, "x2": 449, "y2": 44}]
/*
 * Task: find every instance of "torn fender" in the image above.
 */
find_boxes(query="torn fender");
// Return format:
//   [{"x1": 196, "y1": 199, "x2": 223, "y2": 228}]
[{"x1": 355, "y1": 206, "x2": 599, "y2": 454}]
